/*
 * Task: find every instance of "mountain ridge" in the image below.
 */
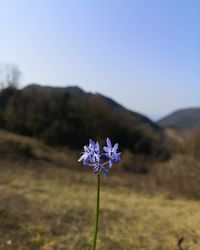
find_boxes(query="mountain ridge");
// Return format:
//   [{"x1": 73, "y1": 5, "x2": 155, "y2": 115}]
[
  {"x1": 0, "y1": 83, "x2": 168, "y2": 159},
  {"x1": 23, "y1": 83, "x2": 160, "y2": 131},
  {"x1": 158, "y1": 107, "x2": 200, "y2": 130}
]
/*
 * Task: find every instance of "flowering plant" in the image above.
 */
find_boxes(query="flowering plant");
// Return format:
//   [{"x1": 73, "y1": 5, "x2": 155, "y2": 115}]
[
  {"x1": 78, "y1": 138, "x2": 121, "y2": 175},
  {"x1": 78, "y1": 138, "x2": 121, "y2": 250}
]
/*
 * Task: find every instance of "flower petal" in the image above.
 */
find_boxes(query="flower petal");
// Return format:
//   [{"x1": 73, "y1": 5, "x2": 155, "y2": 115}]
[
  {"x1": 96, "y1": 141, "x2": 100, "y2": 151},
  {"x1": 84, "y1": 146, "x2": 89, "y2": 152},
  {"x1": 106, "y1": 137, "x2": 112, "y2": 148},
  {"x1": 101, "y1": 166, "x2": 109, "y2": 176},
  {"x1": 113, "y1": 143, "x2": 119, "y2": 151},
  {"x1": 89, "y1": 139, "x2": 96, "y2": 147},
  {"x1": 109, "y1": 159, "x2": 113, "y2": 168},
  {"x1": 103, "y1": 146, "x2": 109, "y2": 152},
  {"x1": 78, "y1": 154, "x2": 85, "y2": 162}
]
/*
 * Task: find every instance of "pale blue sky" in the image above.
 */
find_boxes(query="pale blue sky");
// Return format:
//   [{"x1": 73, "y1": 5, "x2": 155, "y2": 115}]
[{"x1": 0, "y1": 0, "x2": 199, "y2": 119}]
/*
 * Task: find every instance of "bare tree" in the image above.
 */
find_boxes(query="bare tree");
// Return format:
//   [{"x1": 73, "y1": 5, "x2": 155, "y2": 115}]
[
  {"x1": 0, "y1": 64, "x2": 22, "y2": 90},
  {"x1": 4, "y1": 64, "x2": 21, "y2": 88}
]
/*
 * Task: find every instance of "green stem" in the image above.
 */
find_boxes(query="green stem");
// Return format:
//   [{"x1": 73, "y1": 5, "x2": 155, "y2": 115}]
[{"x1": 92, "y1": 173, "x2": 100, "y2": 250}]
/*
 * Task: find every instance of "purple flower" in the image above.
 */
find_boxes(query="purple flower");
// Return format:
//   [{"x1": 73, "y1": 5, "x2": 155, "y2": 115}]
[
  {"x1": 78, "y1": 138, "x2": 121, "y2": 175},
  {"x1": 103, "y1": 138, "x2": 121, "y2": 168},
  {"x1": 78, "y1": 139, "x2": 100, "y2": 165}
]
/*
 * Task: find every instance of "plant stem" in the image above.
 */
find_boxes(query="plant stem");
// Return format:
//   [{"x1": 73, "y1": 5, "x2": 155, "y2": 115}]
[{"x1": 92, "y1": 173, "x2": 100, "y2": 250}]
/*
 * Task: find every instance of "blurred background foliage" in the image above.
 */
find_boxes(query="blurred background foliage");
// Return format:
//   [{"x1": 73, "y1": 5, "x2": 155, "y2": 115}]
[{"x1": 0, "y1": 83, "x2": 169, "y2": 164}]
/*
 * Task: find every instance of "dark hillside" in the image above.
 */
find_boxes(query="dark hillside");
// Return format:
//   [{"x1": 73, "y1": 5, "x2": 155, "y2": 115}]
[
  {"x1": 159, "y1": 108, "x2": 200, "y2": 130},
  {"x1": 0, "y1": 84, "x2": 167, "y2": 160}
]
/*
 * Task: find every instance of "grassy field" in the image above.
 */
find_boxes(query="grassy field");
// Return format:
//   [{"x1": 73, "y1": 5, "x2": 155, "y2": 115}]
[
  {"x1": 0, "y1": 129, "x2": 200, "y2": 249},
  {"x1": 0, "y1": 160, "x2": 200, "y2": 250}
]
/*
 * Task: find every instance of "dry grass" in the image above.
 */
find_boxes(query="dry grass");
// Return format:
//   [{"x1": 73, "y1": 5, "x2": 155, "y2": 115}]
[
  {"x1": 0, "y1": 129, "x2": 76, "y2": 165},
  {"x1": 0, "y1": 129, "x2": 200, "y2": 249},
  {"x1": 151, "y1": 154, "x2": 200, "y2": 199},
  {"x1": 0, "y1": 161, "x2": 200, "y2": 250}
]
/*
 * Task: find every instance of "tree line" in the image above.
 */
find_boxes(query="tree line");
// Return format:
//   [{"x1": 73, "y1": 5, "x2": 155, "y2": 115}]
[{"x1": 0, "y1": 64, "x2": 169, "y2": 160}]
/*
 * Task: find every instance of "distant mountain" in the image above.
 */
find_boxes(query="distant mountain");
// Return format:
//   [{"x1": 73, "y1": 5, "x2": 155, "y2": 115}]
[
  {"x1": 23, "y1": 83, "x2": 87, "y2": 97},
  {"x1": 23, "y1": 83, "x2": 160, "y2": 131},
  {"x1": 0, "y1": 84, "x2": 167, "y2": 159},
  {"x1": 158, "y1": 108, "x2": 200, "y2": 130}
]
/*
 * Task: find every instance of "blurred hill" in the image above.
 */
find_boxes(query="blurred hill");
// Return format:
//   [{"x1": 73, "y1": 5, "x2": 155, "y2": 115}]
[
  {"x1": 158, "y1": 108, "x2": 200, "y2": 130},
  {"x1": 23, "y1": 83, "x2": 159, "y2": 131},
  {"x1": 0, "y1": 84, "x2": 168, "y2": 160},
  {"x1": 0, "y1": 129, "x2": 75, "y2": 165}
]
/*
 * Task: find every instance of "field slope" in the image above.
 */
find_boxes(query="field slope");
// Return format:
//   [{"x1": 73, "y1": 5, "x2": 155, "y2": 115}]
[{"x1": 0, "y1": 161, "x2": 200, "y2": 250}]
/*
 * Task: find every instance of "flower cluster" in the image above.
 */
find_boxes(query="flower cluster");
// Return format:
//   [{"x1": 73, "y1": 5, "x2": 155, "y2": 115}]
[{"x1": 78, "y1": 138, "x2": 121, "y2": 175}]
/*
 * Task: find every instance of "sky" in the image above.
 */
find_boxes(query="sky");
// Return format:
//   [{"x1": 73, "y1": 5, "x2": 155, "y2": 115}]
[{"x1": 0, "y1": 0, "x2": 199, "y2": 120}]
